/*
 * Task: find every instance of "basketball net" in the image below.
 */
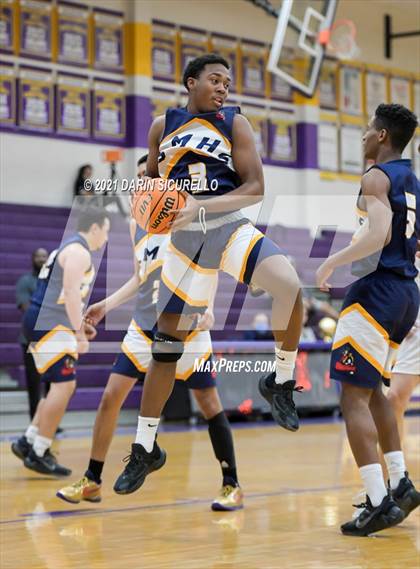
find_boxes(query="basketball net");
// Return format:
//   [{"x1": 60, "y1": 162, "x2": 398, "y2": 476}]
[{"x1": 319, "y1": 19, "x2": 360, "y2": 61}]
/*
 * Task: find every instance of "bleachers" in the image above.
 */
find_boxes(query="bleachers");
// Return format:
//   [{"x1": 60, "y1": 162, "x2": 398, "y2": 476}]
[{"x1": 0, "y1": 202, "x2": 349, "y2": 411}]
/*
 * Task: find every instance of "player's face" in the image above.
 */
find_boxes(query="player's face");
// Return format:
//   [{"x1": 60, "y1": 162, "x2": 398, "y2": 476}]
[
  {"x1": 190, "y1": 64, "x2": 231, "y2": 112},
  {"x1": 362, "y1": 115, "x2": 385, "y2": 160},
  {"x1": 91, "y1": 217, "x2": 110, "y2": 250},
  {"x1": 137, "y1": 163, "x2": 147, "y2": 180}
]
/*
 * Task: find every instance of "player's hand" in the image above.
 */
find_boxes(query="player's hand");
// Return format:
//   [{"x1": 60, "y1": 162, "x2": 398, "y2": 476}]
[
  {"x1": 195, "y1": 308, "x2": 215, "y2": 331},
  {"x1": 76, "y1": 331, "x2": 89, "y2": 355},
  {"x1": 171, "y1": 193, "x2": 200, "y2": 231},
  {"x1": 83, "y1": 321, "x2": 97, "y2": 341},
  {"x1": 84, "y1": 302, "x2": 106, "y2": 326},
  {"x1": 316, "y1": 260, "x2": 334, "y2": 292}
]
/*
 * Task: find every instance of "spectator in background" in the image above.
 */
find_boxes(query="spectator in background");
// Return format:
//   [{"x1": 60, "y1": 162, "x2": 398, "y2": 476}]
[
  {"x1": 244, "y1": 312, "x2": 274, "y2": 341},
  {"x1": 301, "y1": 294, "x2": 339, "y2": 342},
  {"x1": 16, "y1": 248, "x2": 48, "y2": 419},
  {"x1": 74, "y1": 164, "x2": 95, "y2": 198}
]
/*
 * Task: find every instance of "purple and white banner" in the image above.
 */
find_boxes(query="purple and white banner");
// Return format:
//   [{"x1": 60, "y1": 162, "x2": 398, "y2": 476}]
[
  {"x1": 390, "y1": 75, "x2": 411, "y2": 109},
  {"x1": 268, "y1": 112, "x2": 297, "y2": 163},
  {"x1": 93, "y1": 79, "x2": 125, "y2": 140},
  {"x1": 0, "y1": 63, "x2": 16, "y2": 126},
  {"x1": 20, "y1": 0, "x2": 52, "y2": 60},
  {"x1": 56, "y1": 73, "x2": 90, "y2": 136},
  {"x1": 93, "y1": 8, "x2": 123, "y2": 72},
  {"x1": 179, "y1": 26, "x2": 208, "y2": 73},
  {"x1": 57, "y1": 1, "x2": 89, "y2": 66},
  {"x1": 319, "y1": 58, "x2": 338, "y2": 110},
  {"x1": 19, "y1": 66, "x2": 53, "y2": 131},
  {"x1": 151, "y1": 87, "x2": 178, "y2": 119},
  {"x1": 0, "y1": 0, "x2": 14, "y2": 53},
  {"x1": 240, "y1": 40, "x2": 267, "y2": 98},
  {"x1": 242, "y1": 104, "x2": 269, "y2": 160},
  {"x1": 269, "y1": 47, "x2": 294, "y2": 102},
  {"x1": 152, "y1": 20, "x2": 177, "y2": 82},
  {"x1": 365, "y1": 70, "x2": 387, "y2": 116},
  {"x1": 339, "y1": 65, "x2": 362, "y2": 116}
]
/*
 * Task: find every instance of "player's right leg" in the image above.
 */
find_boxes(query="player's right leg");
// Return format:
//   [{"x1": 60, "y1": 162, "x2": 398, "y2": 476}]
[
  {"x1": 387, "y1": 373, "x2": 419, "y2": 441},
  {"x1": 56, "y1": 372, "x2": 137, "y2": 503}
]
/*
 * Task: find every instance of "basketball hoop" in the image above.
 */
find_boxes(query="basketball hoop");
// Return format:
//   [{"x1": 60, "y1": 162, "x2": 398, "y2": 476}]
[{"x1": 319, "y1": 19, "x2": 360, "y2": 60}]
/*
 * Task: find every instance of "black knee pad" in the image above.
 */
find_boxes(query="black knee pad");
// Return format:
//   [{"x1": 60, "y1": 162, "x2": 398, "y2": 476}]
[{"x1": 152, "y1": 332, "x2": 184, "y2": 363}]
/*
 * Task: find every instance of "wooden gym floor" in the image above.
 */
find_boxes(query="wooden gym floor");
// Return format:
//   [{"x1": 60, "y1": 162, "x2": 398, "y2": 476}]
[{"x1": 1, "y1": 419, "x2": 419, "y2": 569}]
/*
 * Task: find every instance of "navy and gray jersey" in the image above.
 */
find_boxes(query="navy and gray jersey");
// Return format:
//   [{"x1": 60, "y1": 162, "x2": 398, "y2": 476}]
[
  {"x1": 158, "y1": 106, "x2": 242, "y2": 219},
  {"x1": 26, "y1": 234, "x2": 94, "y2": 331},
  {"x1": 352, "y1": 159, "x2": 420, "y2": 279},
  {"x1": 132, "y1": 224, "x2": 168, "y2": 330}
]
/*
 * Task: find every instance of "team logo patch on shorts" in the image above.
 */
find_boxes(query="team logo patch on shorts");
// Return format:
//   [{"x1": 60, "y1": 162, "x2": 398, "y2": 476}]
[
  {"x1": 61, "y1": 358, "x2": 75, "y2": 376},
  {"x1": 335, "y1": 349, "x2": 356, "y2": 375}
]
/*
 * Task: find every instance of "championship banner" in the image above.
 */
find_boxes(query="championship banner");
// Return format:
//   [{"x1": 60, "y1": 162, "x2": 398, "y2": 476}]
[
  {"x1": 20, "y1": 0, "x2": 52, "y2": 60},
  {"x1": 151, "y1": 87, "x2": 178, "y2": 119},
  {"x1": 93, "y1": 79, "x2": 125, "y2": 140},
  {"x1": 19, "y1": 66, "x2": 53, "y2": 131},
  {"x1": 0, "y1": 0, "x2": 15, "y2": 53},
  {"x1": 268, "y1": 47, "x2": 294, "y2": 102},
  {"x1": 339, "y1": 65, "x2": 363, "y2": 116},
  {"x1": 151, "y1": 20, "x2": 177, "y2": 83},
  {"x1": 0, "y1": 63, "x2": 16, "y2": 127},
  {"x1": 318, "y1": 119, "x2": 339, "y2": 172},
  {"x1": 390, "y1": 75, "x2": 411, "y2": 109},
  {"x1": 93, "y1": 8, "x2": 124, "y2": 72},
  {"x1": 57, "y1": 1, "x2": 89, "y2": 66},
  {"x1": 240, "y1": 39, "x2": 267, "y2": 97},
  {"x1": 365, "y1": 69, "x2": 387, "y2": 116},
  {"x1": 339, "y1": 124, "x2": 363, "y2": 174},
  {"x1": 242, "y1": 104, "x2": 269, "y2": 160},
  {"x1": 319, "y1": 58, "x2": 338, "y2": 110},
  {"x1": 179, "y1": 26, "x2": 208, "y2": 73},
  {"x1": 56, "y1": 73, "x2": 90, "y2": 137},
  {"x1": 268, "y1": 110, "x2": 296, "y2": 163},
  {"x1": 209, "y1": 33, "x2": 239, "y2": 93}
]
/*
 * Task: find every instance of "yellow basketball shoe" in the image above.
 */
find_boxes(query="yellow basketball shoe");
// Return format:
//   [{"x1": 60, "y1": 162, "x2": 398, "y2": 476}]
[
  {"x1": 211, "y1": 484, "x2": 244, "y2": 511},
  {"x1": 56, "y1": 476, "x2": 102, "y2": 504}
]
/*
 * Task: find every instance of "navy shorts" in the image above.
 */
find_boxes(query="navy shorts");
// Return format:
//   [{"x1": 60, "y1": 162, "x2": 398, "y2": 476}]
[{"x1": 331, "y1": 271, "x2": 419, "y2": 389}]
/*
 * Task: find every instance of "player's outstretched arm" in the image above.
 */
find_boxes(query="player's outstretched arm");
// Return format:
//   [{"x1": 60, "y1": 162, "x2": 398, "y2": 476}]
[
  {"x1": 85, "y1": 219, "x2": 141, "y2": 326},
  {"x1": 316, "y1": 168, "x2": 392, "y2": 290}
]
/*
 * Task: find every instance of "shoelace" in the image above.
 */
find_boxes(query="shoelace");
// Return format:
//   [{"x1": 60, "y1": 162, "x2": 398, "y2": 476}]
[
  {"x1": 122, "y1": 451, "x2": 143, "y2": 473},
  {"x1": 221, "y1": 485, "x2": 235, "y2": 497},
  {"x1": 72, "y1": 477, "x2": 90, "y2": 489}
]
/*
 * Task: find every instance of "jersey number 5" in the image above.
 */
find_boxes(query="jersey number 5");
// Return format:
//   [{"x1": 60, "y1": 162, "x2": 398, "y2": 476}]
[{"x1": 405, "y1": 192, "x2": 417, "y2": 239}]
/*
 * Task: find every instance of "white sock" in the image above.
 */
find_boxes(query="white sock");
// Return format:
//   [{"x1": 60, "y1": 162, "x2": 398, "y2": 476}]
[
  {"x1": 359, "y1": 463, "x2": 387, "y2": 507},
  {"x1": 135, "y1": 416, "x2": 160, "y2": 452},
  {"x1": 33, "y1": 435, "x2": 52, "y2": 458},
  {"x1": 25, "y1": 425, "x2": 38, "y2": 444},
  {"x1": 274, "y1": 348, "x2": 298, "y2": 384},
  {"x1": 384, "y1": 451, "x2": 406, "y2": 490}
]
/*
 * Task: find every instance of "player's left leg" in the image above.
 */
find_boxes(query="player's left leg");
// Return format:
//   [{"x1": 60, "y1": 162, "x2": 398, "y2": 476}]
[
  {"x1": 369, "y1": 383, "x2": 420, "y2": 520},
  {"x1": 11, "y1": 396, "x2": 46, "y2": 461},
  {"x1": 192, "y1": 384, "x2": 243, "y2": 511},
  {"x1": 387, "y1": 373, "x2": 420, "y2": 441}
]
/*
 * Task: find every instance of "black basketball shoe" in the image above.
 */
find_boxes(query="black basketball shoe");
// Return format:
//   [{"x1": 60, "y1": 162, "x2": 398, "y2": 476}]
[
  {"x1": 24, "y1": 448, "x2": 72, "y2": 476},
  {"x1": 341, "y1": 494, "x2": 404, "y2": 536},
  {"x1": 11, "y1": 436, "x2": 32, "y2": 461},
  {"x1": 391, "y1": 472, "x2": 420, "y2": 519},
  {"x1": 258, "y1": 373, "x2": 301, "y2": 431},
  {"x1": 113, "y1": 442, "x2": 166, "y2": 495}
]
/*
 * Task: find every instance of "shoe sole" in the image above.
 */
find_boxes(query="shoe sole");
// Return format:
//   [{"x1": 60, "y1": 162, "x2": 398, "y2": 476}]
[
  {"x1": 211, "y1": 503, "x2": 244, "y2": 512},
  {"x1": 341, "y1": 509, "x2": 405, "y2": 536},
  {"x1": 11, "y1": 443, "x2": 28, "y2": 462},
  {"x1": 56, "y1": 491, "x2": 102, "y2": 504},
  {"x1": 113, "y1": 449, "x2": 167, "y2": 495},
  {"x1": 258, "y1": 377, "x2": 299, "y2": 432}
]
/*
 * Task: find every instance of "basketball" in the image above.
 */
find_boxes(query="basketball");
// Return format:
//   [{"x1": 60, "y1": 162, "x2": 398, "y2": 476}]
[{"x1": 131, "y1": 178, "x2": 186, "y2": 234}]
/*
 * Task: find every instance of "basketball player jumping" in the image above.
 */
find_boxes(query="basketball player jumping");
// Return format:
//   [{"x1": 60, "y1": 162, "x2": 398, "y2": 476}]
[
  {"x1": 316, "y1": 104, "x2": 420, "y2": 536},
  {"x1": 56, "y1": 156, "x2": 244, "y2": 511},
  {"x1": 112, "y1": 53, "x2": 303, "y2": 495},
  {"x1": 11, "y1": 208, "x2": 110, "y2": 476}
]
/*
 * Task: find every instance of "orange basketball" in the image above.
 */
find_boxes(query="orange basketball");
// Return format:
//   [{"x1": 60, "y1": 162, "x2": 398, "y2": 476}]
[{"x1": 131, "y1": 178, "x2": 186, "y2": 234}]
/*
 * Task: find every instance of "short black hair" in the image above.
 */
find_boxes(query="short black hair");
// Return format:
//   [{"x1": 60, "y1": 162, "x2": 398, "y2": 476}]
[
  {"x1": 183, "y1": 53, "x2": 230, "y2": 90},
  {"x1": 374, "y1": 104, "x2": 418, "y2": 152},
  {"x1": 137, "y1": 154, "x2": 148, "y2": 167},
  {"x1": 77, "y1": 207, "x2": 109, "y2": 232}
]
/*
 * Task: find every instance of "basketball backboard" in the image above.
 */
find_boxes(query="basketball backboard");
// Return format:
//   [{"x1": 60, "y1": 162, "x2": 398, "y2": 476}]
[{"x1": 267, "y1": 0, "x2": 338, "y2": 97}]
